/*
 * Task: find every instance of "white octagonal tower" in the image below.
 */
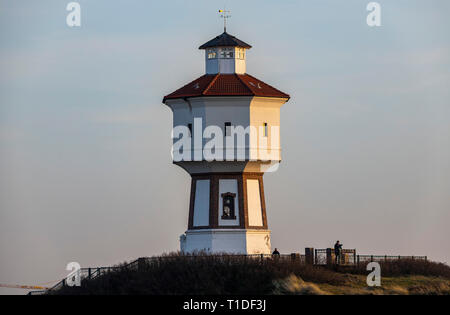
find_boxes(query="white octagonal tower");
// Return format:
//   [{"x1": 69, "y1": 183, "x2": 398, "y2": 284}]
[{"x1": 162, "y1": 31, "x2": 290, "y2": 254}]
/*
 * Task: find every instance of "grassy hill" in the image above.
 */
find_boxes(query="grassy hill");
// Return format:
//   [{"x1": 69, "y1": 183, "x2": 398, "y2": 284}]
[{"x1": 50, "y1": 254, "x2": 450, "y2": 295}]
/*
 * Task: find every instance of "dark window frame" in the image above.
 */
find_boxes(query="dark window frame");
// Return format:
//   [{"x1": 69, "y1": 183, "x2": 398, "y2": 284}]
[
  {"x1": 263, "y1": 122, "x2": 268, "y2": 137},
  {"x1": 225, "y1": 122, "x2": 232, "y2": 137}
]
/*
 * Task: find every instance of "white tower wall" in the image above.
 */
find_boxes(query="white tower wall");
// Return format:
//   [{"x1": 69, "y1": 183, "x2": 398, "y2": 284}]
[
  {"x1": 166, "y1": 96, "x2": 285, "y2": 165},
  {"x1": 183, "y1": 229, "x2": 271, "y2": 254}
]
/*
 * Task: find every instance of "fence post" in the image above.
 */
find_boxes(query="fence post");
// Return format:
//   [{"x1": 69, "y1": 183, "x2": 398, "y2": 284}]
[
  {"x1": 425, "y1": 256, "x2": 427, "y2": 262},
  {"x1": 357, "y1": 255, "x2": 360, "y2": 266},
  {"x1": 412, "y1": 256, "x2": 414, "y2": 260},
  {"x1": 314, "y1": 249, "x2": 318, "y2": 265},
  {"x1": 305, "y1": 248, "x2": 314, "y2": 265},
  {"x1": 353, "y1": 250, "x2": 357, "y2": 265},
  {"x1": 88, "y1": 268, "x2": 91, "y2": 280},
  {"x1": 384, "y1": 255, "x2": 387, "y2": 262},
  {"x1": 326, "y1": 248, "x2": 333, "y2": 266},
  {"x1": 370, "y1": 255, "x2": 373, "y2": 262}
]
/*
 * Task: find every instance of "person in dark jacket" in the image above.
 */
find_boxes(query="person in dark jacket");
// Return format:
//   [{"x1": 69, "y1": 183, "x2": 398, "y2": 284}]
[
  {"x1": 272, "y1": 248, "x2": 280, "y2": 259},
  {"x1": 334, "y1": 241, "x2": 343, "y2": 264}
]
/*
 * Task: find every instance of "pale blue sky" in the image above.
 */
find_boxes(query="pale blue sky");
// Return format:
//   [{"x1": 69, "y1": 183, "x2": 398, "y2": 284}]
[{"x1": 1, "y1": 0, "x2": 450, "y2": 293}]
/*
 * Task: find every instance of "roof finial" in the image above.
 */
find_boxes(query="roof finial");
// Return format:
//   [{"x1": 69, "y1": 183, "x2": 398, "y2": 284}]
[{"x1": 218, "y1": 9, "x2": 231, "y2": 32}]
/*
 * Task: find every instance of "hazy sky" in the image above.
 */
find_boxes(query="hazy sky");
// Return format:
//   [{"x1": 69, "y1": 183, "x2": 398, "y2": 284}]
[{"x1": 1, "y1": 0, "x2": 449, "y2": 294}]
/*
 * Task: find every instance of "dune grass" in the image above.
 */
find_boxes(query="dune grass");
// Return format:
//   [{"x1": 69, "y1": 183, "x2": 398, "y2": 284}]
[{"x1": 51, "y1": 253, "x2": 450, "y2": 295}]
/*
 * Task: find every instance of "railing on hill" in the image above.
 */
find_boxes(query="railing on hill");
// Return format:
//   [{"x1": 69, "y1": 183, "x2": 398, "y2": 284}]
[
  {"x1": 27, "y1": 253, "x2": 305, "y2": 295},
  {"x1": 314, "y1": 248, "x2": 357, "y2": 266},
  {"x1": 356, "y1": 255, "x2": 427, "y2": 264},
  {"x1": 313, "y1": 248, "x2": 427, "y2": 266},
  {"x1": 28, "y1": 252, "x2": 427, "y2": 295},
  {"x1": 27, "y1": 266, "x2": 125, "y2": 295},
  {"x1": 314, "y1": 249, "x2": 328, "y2": 265}
]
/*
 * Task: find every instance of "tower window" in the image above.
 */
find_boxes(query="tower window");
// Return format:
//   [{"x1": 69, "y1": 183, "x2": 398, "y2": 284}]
[
  {"x1": 207, "y1": 49, "x2": 216, "y2": 59},
  {"x1": 263, "y1": 123, "x2": 268, "y2": 137},
  {"x1": 220, "y1": 48, "x2": 234, "y2": 59},
  {"x1": 238, "y1": 48, "x2": 245, "y2": 59},
  {"x1": 225, "y1": 122, "x2": 232, "y2": 136}
]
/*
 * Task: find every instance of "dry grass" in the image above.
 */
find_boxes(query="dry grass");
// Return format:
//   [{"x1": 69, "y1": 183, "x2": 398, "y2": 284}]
[
  {"x1": 347, "y1": 259, "x2": 450, "y2": 278},
  {"x1": 273, "y1": 274, "x2": 330, "y2": 295},
  {"x1": 299, "y1": 275, "x2": 450, "y2": 295}
]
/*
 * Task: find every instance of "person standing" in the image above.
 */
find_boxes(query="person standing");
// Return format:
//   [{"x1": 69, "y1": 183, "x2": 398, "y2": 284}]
[
  {"x1": 272, "y1": 248, "x2": 280, "y2": 259},
  {"x1": 334, "y1": 241, "x2": 343, "y2": 264}
]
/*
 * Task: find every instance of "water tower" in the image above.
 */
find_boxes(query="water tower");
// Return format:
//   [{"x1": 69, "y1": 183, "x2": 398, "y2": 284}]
[{"x1": 162, "y1": 27, "x2": 289, "y2": 254}]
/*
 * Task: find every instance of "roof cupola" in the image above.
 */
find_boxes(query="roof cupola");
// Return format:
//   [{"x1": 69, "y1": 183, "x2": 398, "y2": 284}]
[{"x1": 199, "y1": 32, "x2": 251, "y2": 74}]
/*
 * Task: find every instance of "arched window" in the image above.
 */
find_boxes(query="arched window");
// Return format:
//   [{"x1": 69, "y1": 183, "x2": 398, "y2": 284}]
[{"x1": 221, "y1": 192, "x2": 236, "y2": 220}]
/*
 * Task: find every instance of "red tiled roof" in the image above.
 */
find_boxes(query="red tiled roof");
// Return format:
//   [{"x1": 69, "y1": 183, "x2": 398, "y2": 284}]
[{"x1": 163, "y1": 73, "x2": 290, "y2": 102}]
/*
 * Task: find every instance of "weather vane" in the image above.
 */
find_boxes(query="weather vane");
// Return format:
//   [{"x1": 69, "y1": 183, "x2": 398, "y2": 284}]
[{"x1": 218, "y1": 9, "x2": 231, "y2": 32}]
